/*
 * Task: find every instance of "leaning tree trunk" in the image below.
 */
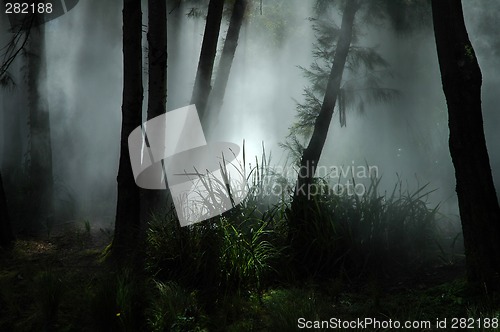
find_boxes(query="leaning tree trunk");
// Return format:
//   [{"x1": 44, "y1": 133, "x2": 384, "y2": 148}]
[
  {"x1": 188, "y1": 0, "x2": 225, "y2": 311},
  {"x1": 432, "y1": 0, "x2": 500, "y2": 294},
  {"x1": 0, "y1": 170, "x2": 14, "y2": 248},
  {"x1": 289, "y1": 0, "x2": 359, "y2": 232},
  {"x1": 27, "y1": 17, "x2": 53, "y2": 231},
  {"x1": 205, "y1": 0, "x2": 248, "y2": 133},
  {"x1": 112, "y1": 0, "x2": 143, "y2": 263},
  {"x1": 141, "y1": 0, "x2": 168, "y2": 220},
  {"x1": 190, "y1": 0, "x2": 224, "y2": 125}
]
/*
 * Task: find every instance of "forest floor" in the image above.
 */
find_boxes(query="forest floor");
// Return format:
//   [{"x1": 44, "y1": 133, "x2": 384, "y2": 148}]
[
  {"x1": 0, "y1": 226, "x2": 498, "y2": 331},
  {"x1": 0, "y1": 224, "x2": 110, "y2": 331}
]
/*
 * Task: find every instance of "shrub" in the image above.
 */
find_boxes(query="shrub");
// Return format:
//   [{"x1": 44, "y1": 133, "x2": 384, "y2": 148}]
[{"x1": 288, "y1": 176, "x2": 440, "y2": 281}]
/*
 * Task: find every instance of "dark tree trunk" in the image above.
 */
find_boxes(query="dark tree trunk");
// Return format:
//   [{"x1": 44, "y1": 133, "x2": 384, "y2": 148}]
[
  {"x1": 1, "y1": 62, "x2": 23, "y2": 177},
  {"x1": 190, "y1": 0, "x2": 224, "y2": 124},
  {"x1": 189, "y1": 1, "x2": 225, "y2": 311},
  {"x1": 1, "y1": 58, "x2": 23, "y2": 219},
  {"x1": 0, "y1": 170, "x2": 14, "y2": 248},
  {"x1": 289, "y1": 0, "x2": 359, "y2": 231},
  {"x1": 167, "y1": 0, "x2": 184, "y2": 109},
  {"x1": 206, "y1": 0, "x2": 247, "y2": 132},
  {"x1": 142, "y1": 0, "x2": 168, "y2": 220},
  {"x1": 112, "y1": 0, "x2": 143, "y2": 262},
  {"x1": 432, "y1": 0, "x2": 500, "y2": 293},
  {"x1": 147, "y1": 0, "x2": 167, "y2": 121},
  {"x1": 27, "y1": 19, "x2": 53, "y2": 230}
]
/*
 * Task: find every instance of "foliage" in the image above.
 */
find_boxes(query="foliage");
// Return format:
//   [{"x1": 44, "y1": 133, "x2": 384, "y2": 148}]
[
  {"x1": 145, "y1": 200, "x2": 284, "y2": 301},
  {"x1": 147, "y1": 280, "x2": 205, "y2": 332},
  {"x1": 0, "y1": 200, "x2": 471, "y2": 331},
  {"x1": 220, "y1": 215, "x2": 281, "y2": 294},
  {"x1": 282, "y1": 1, "x2": 400, "y2": 160},
  {"x1": 146, "y1": 145, "x2": 442, "y2": 305},
  {"x1": 262, "y1": 288, "x2": 332, "y2": 331},
  {"x1": 289, "y1": 175, "x2": 440, "y2": 280},
  {"x1": 146, "y1": 147, "x2": 286, "y2": 298},
  {"x1": 313, "y1": 0, "x2": 432, "y2": 34},
  {"x1": 89, "y1": 269, "x2": 145, "y2": 332},
  {"x1": 33, "y1": 269, "x2": 64, "y2": 328}
]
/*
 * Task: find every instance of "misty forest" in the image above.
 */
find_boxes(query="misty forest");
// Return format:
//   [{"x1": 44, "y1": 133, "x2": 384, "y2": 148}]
[{"x1": 1, "y1": 0, "x2": 500, "y2": 330}]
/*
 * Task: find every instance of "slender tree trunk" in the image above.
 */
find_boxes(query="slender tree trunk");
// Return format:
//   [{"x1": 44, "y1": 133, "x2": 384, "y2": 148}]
[
  {"x1": 190, "y1": 0, "x2": 224, "y2": 124},
  {"x1": 27, "y1": 19, "x2": 53, "y2": 230},
  {"x1": 112, "y1": 0, "x2": 143, "y2": 262},
  {"x1": 147, "y1": 0, "x2": 166, "y2": 121},
  {"x1": 0, "y1": 170, "x2": 14, "y2": 248},
  {"x1": 188, "y1": 0, "x2": 225, "y2": 311},
  {"x1": 1, "y1": 61, "x2": 22, "y2": 178},
  {"x1": 141, "y1": 0, "x2": 168, "y2": 220},
  {"x1": 205, "y1": 0, "x2": 247, "y2": 132},
  {"x1": 432, "y1": 0, "x2": 500, "y2": 293},
  {"x1": 167, "y1": 0, "x2": 184, "y2": 109},
  {"x1": 1, "y1": 59, "x2": 23, "y2": 215},
  {"x1": 289, "y1": 0, "x2": 359, "y2": 231}
]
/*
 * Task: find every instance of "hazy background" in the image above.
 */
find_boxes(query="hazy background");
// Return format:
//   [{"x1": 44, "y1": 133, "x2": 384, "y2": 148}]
[{"x1": 1, "y1": 0, "x2": 498, "y2": 227}]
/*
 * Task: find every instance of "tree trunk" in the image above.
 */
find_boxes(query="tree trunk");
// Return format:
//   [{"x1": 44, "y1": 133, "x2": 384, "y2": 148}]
[
  {"x1": 112, "y1": 0, "x2": 143, "y2": 262},
  {"x1": 206, "y1": 0, "x2": 247, "y2": 133},
  {"x1": 1, "y1": 59, "x2": 23, "y2": 178},
  {"x1": 190, "y1": 0, "x2": 224, "y2": 124},
  {"x1": 0, "y1": 170, "x2": 14, "y2": 248},
  {"x1": 147, "y1": 0, "x2": 167, "y2": 121},
  {"x1": 289, "y1": 0, "x2": 359, "y2": 231},
  {"x1": 1, "y1": 58, "x2": 23, "y2": 224},
  {"x1": 167, "y1": 0, "x2": 184, "y2": 109},
  {"x1": 141, "y1": 0, "x2": 168, "y2": 220},
  {"x1": 432, "y1": 0, "x2": 500, "y2": 294},
  {"x1": 27, "y1": 18, "x2": 53, "y2": 231}
]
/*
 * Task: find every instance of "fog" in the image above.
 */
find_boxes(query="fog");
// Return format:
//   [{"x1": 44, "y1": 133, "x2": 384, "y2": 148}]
[{"x1": 1, "y1": 0, "x2": 499, "y2": 228}]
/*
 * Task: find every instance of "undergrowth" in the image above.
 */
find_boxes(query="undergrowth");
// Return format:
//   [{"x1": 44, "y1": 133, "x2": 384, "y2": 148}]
[{"x1": 1, "y1": 152, "x2": 470, "y2": 331}]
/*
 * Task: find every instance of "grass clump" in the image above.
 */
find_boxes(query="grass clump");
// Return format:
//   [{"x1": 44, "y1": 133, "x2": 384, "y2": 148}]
[
  {"x1": 33, "y1": 269, "x2": 64, "y2": 329},
  {"x1": 89, "y1": 269, "x2": 146, "y2": 332},
  {"x1": 147, "y1": 280, "x2": 205, "y2": 332},
  {"x1": 141, "y1": 147, "x2": 451, "y2": 330},
  {"x1": 288, "y1": 176, "x2": 440, "y2": 282}
]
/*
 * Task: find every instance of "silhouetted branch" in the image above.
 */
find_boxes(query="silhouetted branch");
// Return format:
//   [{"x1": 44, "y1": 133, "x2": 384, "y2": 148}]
[{"x1": 0, "y1": 16, "x2": 34, "y2": 82}]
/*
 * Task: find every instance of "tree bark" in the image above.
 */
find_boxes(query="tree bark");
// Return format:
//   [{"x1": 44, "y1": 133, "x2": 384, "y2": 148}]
[
  {"x1": 1, "y1": 59, "x2": 23, "y2": 178},
  {"x1": 27, "y1": 18, "x2": 53, "y2": 230},
  {"x1": 112, "y1": 0, "x2": 143, "y2": 262},
  {"x1": 142, "y1": 0, "x2": 168, "y2": 220},
  {"x1": 147, "y1": 0, "x2": 167, "y2": 121},
  {"x1": 290, "y1": 0, "x2": 359, "y2": 230},
  {"x1": 0, "y1": 170, "x2": 14, "y2": 248},
  {"x1": 190, "y1": 0, "x2": 224, "y2": 124},
  {"x1": 206, "y1": 0, "x2": 247, "y2": 133},
  {"x1": 432, "y1": 0, "x2": 500, "y2": 293},
  {"x1": 166, "y1": 0, "x2": 184, "y2": 109},
  {"x1": 1, "y1": 58, "x2": 23, "y2": 219}
]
